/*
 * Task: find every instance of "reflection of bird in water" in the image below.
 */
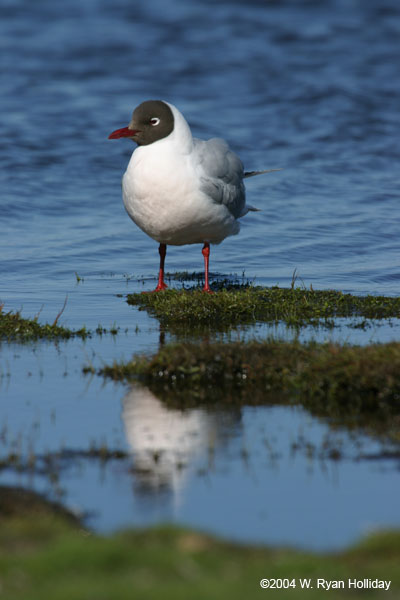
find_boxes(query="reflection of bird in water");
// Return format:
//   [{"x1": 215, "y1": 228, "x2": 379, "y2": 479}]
[{"x1": 122, "y1": 385, "x2": 216, "y2": 503}]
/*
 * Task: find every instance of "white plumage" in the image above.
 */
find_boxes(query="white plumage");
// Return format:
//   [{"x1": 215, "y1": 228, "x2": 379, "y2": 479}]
[
  {"x1": 109, "y1": 100, "x2": 276, "y2": 292},
  {"x1": 122, "y1": 102, "x2": 254, "y2": 246}
]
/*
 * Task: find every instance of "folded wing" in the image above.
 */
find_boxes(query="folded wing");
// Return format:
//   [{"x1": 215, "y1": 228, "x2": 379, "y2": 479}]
[{"x1": 193, "y1": 137, "x2": 247, "y2": 219}]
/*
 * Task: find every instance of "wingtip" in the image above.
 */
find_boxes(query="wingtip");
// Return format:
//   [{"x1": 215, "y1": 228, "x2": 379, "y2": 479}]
[{"x1": 244, "y1": 168, "x2": 283, "y2": 178}]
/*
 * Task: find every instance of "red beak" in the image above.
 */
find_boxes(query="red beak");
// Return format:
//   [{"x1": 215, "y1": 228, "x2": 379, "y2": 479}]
[{"x1": 108, "y1": 126, "x2": 140, "y2": 139}]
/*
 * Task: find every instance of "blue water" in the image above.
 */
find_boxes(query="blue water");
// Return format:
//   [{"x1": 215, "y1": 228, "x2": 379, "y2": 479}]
[{"x1": 1, "y1": 0, "x2": 400, "y2": 550}]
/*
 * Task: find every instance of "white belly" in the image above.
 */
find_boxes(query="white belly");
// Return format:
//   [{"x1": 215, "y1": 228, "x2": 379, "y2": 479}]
[{"x1": 122, "y1": 150, "x2": 239, "y2": 245}]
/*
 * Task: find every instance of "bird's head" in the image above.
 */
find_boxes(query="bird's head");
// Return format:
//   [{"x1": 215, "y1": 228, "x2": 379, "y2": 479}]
[{"x1": 108, "y1": 100, "x2": 174, "y2": 146}]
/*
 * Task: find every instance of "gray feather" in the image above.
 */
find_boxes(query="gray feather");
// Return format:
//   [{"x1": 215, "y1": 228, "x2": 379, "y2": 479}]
[
  {"x1": 193, "y1": 137, "x2": 246, "y2": 219},
  {"x1": 192, "y1": 138, "x2": 280, "y2": 219},
  {"x1": 244, "y1": 168, "x2": 282, "y2": 178}
]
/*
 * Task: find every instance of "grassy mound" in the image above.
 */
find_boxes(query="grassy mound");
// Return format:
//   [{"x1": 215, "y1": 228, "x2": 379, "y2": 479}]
[
  {"x1": 0, "y1": 305, "x2": 88, "y2": 341},
  {"x1": 127, "y1": 285, "x2": 400, "y2": 329},
  {"x1": 0, "y1": 486, "x2": 398, "y2": 599},
  {"x1": 0, "y1": 305, "x2": 119, "y2": 342}
]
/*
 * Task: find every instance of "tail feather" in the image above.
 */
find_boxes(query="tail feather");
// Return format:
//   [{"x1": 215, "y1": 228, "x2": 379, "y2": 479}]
[
  {"x1": 241, "y1": 204, "x2": 261, "y2": 216},
  {"x1": 244, "y1": 168, "x2": 282, "y2": 178}
]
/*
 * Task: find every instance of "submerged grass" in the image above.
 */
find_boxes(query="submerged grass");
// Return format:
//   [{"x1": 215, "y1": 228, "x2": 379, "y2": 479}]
[
  {"x1": 0, "y1": 488, "x2": 399, "y2": 600},
  {"x1": 88, "y1": 339, "x2": 400, "y2": 439}
]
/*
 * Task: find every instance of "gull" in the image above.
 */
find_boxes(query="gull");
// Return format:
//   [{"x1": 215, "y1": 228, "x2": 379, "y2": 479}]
[{"x1": 109, "y1": 100, "x2": 278, "y2": 292}]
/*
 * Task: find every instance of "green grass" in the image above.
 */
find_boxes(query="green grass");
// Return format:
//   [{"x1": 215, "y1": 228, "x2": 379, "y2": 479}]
[
  {"x1": 127, "y1": 285, "x2": 400, "y2": 329},
  {"x1": 85, "y1": 339, "x2": 400, "y2": 441},
  {"x1": 0, "y1": 488, "x2": 399, "y2": 600},
  {"x1": 0, "y1": 305, "x2": 88, "y2": 341},
  {"x1": 0, "y1": 305, "x2": 119, "y2": 342}
]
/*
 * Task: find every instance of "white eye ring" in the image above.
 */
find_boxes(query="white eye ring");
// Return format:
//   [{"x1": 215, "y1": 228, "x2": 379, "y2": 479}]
[{"x1": 150, "y1": 117, "x2": 160, "y2": 126}]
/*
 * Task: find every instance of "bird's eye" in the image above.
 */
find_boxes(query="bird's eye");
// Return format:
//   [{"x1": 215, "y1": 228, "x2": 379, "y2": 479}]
[{"x1": 150, "y1": 117, "x2": 160, "y2": 126}]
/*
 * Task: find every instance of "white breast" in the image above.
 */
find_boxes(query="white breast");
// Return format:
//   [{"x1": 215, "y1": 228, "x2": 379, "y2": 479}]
[
  {"x1": 123, "y1": 148, "x2": 239, "y2": 245},
  {"x1": 122, "y1": 104, "x2": 241, "y2": 246}
]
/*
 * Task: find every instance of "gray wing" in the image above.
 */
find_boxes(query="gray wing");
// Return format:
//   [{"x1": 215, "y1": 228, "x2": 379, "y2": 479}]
[
  {"x1": 193, "y1": 137, "x2": 247, "y2": 218},
  {"x1": 244, "y1": 168, "x2": 282, "y2": 178}
]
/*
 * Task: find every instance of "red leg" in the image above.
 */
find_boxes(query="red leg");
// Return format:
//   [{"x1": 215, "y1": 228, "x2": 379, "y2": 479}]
[
  {"x1": 143, "y1": 243, "x2": 168, "y2": 293},
  {"x1": 202, "y1": 242, "x2": 213, "y2": 293},
  {"x1": 155, "y1": 243, "x2": 168, "y2": 291}
]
